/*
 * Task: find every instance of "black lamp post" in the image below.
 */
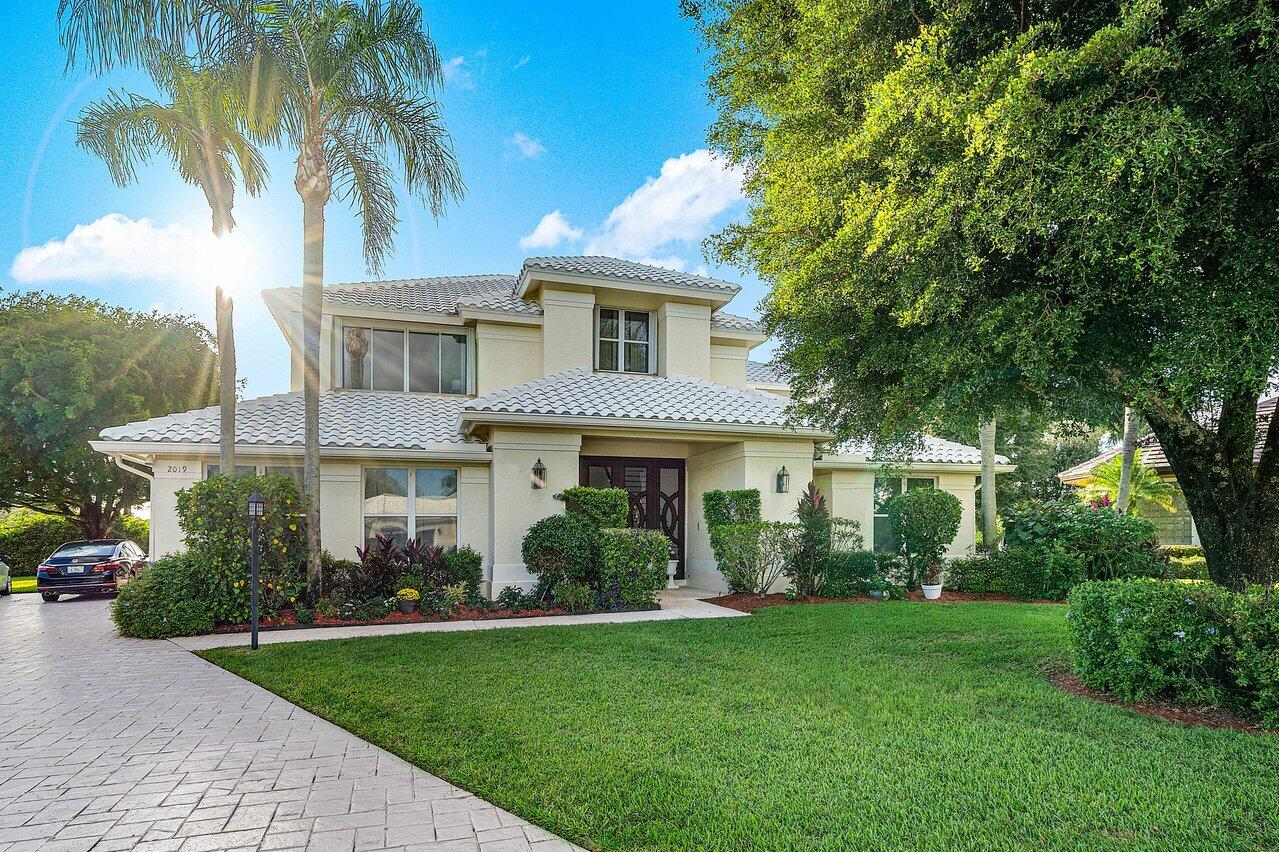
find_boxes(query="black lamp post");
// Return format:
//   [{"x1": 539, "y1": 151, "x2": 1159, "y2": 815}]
[{"x1": 247, "y1": 490, "x2": 265, "y2": 650}]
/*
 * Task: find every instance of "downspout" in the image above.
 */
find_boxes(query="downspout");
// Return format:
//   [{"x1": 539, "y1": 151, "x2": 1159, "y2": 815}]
[{"x1": 110, "y1": 453, "x2": 156, "y2": 556}]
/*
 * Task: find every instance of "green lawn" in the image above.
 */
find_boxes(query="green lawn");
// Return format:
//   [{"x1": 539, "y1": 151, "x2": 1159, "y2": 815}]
[
  {"x1": 11, "y1": 577, "x2": 35, "y2": 593},
  {"x1": 202, "y1": 603, "x2": 1279, "y2": 850}
]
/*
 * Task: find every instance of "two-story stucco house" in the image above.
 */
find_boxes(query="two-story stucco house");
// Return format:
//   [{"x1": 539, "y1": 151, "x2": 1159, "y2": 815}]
[{"x1": 91, "y1": 256, "x2": 1009, "y2": 595}]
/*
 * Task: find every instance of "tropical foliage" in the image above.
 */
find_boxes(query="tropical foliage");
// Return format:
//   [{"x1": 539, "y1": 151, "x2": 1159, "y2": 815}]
[
  {"x1": 685, "y1": 0, "x2": 1279, "y2": 589},
  {"x1": 1078, "y1": 450, "x2": 1178, "y2": 517},
  {"x1": 0, "y1": 291, "x2": 217, "y2": 538}
]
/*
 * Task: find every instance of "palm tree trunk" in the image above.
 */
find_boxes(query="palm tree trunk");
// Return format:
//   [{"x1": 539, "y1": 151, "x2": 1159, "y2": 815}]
[
  {"x1": 298, "y1": 136, "x2": 330, "y2": 605},
  {"x1": 1117, "y1": 406, "x2": 1137, "y2": 513},
  {"x1": 979, "y1": 419, "x2": 998, "y2": 550},
  {"x1": 215, "y1": 287, "x2": 236, "y2": 475}
]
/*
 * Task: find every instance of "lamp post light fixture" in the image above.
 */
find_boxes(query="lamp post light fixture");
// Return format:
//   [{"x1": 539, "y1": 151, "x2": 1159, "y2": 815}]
[
  {"x1": 776, "y1": 465, "x2": 790, "y2": 494},
  {"x1": 246, "y1": 490, "x2": 265, "y2": 650},
  {"x1": 531, "y1": 458, "x2": 547, "y2": 489}
]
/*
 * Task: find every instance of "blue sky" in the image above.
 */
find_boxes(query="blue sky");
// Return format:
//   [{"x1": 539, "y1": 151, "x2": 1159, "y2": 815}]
[{"x1": 0, "y1": 1, "x2": 770, "y2": 398}]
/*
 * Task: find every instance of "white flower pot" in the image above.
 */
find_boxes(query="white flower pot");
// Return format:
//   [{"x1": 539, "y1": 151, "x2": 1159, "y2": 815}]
[{"x1": 922, "y1": 583, "x2": 943, "y2": 601}]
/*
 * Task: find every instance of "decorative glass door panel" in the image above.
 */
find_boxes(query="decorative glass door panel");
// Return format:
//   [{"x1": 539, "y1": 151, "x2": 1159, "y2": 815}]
[{"x1": 579, "y1": 456, "x2": 685, "y2": 578}]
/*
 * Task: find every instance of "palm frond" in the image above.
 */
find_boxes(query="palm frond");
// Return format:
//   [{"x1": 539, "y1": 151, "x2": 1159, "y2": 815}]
[
  {"x1": 326, "y1": 124, "x2": 399, "y2": 273},
  {"x1": 75, "y1": 90, "x2": 163, "y2": 186},
  {"x1": 1079, "y1": 449, "x2": 1180, "y2": 516}
]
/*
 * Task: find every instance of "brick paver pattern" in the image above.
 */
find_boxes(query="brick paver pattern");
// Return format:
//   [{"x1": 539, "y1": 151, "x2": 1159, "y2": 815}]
[{"x1": 0, "y1": 594, "x2": 583, "y2": 852}]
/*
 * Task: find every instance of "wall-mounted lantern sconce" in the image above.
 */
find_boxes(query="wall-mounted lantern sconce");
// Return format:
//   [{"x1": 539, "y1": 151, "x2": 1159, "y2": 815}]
[
  {"x1": 776, "y1": 465, "x2": 790, "y2": 494},
  {"x1": 531, "y1": 458, "x2": 547, "y2": 489}
]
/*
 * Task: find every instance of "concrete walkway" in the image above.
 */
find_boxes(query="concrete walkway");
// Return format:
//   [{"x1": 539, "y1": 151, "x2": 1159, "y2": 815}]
[
  {"x1": 173, "y1": 586, "x2": 745, "y2": 651},
  {"x1": 0, "y1": 592, "x2": 590, "y2": 852}
]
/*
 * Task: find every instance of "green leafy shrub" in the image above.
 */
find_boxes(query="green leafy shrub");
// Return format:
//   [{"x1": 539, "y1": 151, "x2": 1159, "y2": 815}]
[
  {"x1": 295, "y1": 606, "x2": 315, "y2": 624},
  {"x1": 1005, "y1": 500, "x2": 1164, "y2": 580},
  {"x1": 702, "y1": 489, "x2": 762, "y2": 529},
  {"x1": 440, "y1": 582, "x2": 469, "y2": 614},
  {"x1": 1231, "y1": 589, "x2": 1279, "y2": 726},
  {"x1": 820, "y1": 550, "x2": 904, "y2": 597},
  {"x1": 175, "y1": 473, "x2": 306, "y2": 624},
  {"x1": 111, "y1": 553, "x2": 214, "y2": 638},
  {"x1": 599, "y1": 528, "x2": 669, "y2": 609},
  {"x1": 555, "y1": 581, "x2": 597, "y2": 613},
  {"x1": 320, "y1": 553, "x2": 363, "y2": 598},
  {"x1": 353, "y1": 534, "x2": 406, "y2": 599},
  {"x1": 1067, "y1": 579, "x2": 1235, "y2": 704},
  {"x1": 1168, "y1": 555, "x2": 1209, "y2": 580},
  {"x1": 521, "y1": 513, "x2": 599, "y2": 596},
  {"x1": 494, "y1": 585, "x2": 534, "y2": 612},
  {"x1": 557, "y1": 486, "x2": 629, "y2": 528},
  {"x1": 788, "y1": 482, "x2": 832, "y2": 596},
  {"x1": 946, "y1": 554, "x2": 1001, "y2": 593},
  {"x1": 1162, "y1": 544, "x2": 1205, "y2": 559},
  {"x1": 887, "y1": 487, "x2": 962, "y2": 588},
  {"x1": 994, "y1": 546, "x2": 1084, "y2": 600},
  {"x1": 711, "y1": 522, "x2": 794, "y2": 595},
  {"x1": 0, "y1": 510, "x2": 148, "y2": 577},
  {"x1": 442, "y1": 546, "x2": 484, "y2": 602}
]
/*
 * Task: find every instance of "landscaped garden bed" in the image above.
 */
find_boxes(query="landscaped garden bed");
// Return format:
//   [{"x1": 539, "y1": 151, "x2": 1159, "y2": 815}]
[{"x1": 707, "y1": 589, "x2": 1062, "y2": 612}]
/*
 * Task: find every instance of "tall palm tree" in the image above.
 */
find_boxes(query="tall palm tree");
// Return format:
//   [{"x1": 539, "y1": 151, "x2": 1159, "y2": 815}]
[
  {"x1": 214, "y1": 286, "x2": 236, "y2": 474},
  {"x1": 1116, "y1": 406, "x2": 1137, "y2": 513},
  {"x1": 63, "y1": 1, "x2": 464, "y2": 603}
]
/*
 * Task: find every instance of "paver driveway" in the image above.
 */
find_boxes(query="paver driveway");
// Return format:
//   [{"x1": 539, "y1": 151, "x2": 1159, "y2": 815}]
[{"x1": 0, "y1": 593, "x2": 581, "y2": 852}]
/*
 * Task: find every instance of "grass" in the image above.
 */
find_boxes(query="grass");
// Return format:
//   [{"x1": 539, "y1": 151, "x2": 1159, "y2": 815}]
[
  {"x1": 202, "y1": 603, "x2": 1279, "y2": 850},
  {"x1": 10, "y1": 577, "x2": 35, "y2": 593}
]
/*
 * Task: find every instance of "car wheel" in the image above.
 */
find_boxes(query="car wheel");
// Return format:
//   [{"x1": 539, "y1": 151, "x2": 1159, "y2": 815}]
[
  {"x1": 0, "y1": 578, "x2": 9, "y2": 596},
  {"x1": 41, "y1": 592, "x2": 59, "y2": 603}
]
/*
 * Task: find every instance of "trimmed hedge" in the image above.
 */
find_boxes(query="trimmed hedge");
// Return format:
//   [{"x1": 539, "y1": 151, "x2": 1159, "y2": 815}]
[
  {"x1": 702, "y1": 489, "x2": 761, "y2": 529},
  {"x1": 948, "y1": 547, "x2": 1084, "y2": 600},
  {"x1": 521, "y1": 513, "x2": 599, "y2": 595},
  {"x1": 598, "y1": 528, "x2": 669, "y2": 609},
  {"x1": 557, "y1": 486, "x2": 629, "y2": 528},
  {"x1": 112, "y1": 553, "x2": 214, "y2": 638},
  {"x1": 1067, "y1": 579, "x2": 1235, "y2": 704},
  {"x1": 442, "y1": 546, "x2": 484, "y2": 602},
  {"x1": 820, "y1": 551, "x2": 901, "y2": 598},
  {"x1": 1232, "y1": 589, "x2": 1279, "y2": 726},
  {"x1": 0, "y1": 510, "x2": 148, "y2": 576}
]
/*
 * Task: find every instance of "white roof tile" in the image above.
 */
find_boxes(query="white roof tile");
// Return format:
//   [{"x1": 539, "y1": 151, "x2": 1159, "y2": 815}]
[
  {"x1": 521, "y1": 256, "x2": 740, "y2": 295},
  {"x1": 461, "y1": 368, "x2": 810, "y2": 432},
  {"x1": 712, "y1": 311, "x2": 764, "y2": 333},
  {"x1": 267, "y1": 274, "x2": 540, "y2": 318},
  {"x1": 825, "y1": 435, "x2": 1008, "y2": 465},
  {"x1": 99, "y1": 391, "x2": 482, "y2": 452},
  {"x1": 745, "y1": 360, "x2": 789, "y2": 384}
]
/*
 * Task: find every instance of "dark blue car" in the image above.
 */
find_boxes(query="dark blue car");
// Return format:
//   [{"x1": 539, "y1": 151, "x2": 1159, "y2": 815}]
[{"x1": 37, "y1": 539, "x2": 146, "y2": 602}]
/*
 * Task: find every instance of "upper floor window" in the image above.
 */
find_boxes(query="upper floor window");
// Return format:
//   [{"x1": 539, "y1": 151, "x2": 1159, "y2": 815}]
[
  {"x1": 597, "y1": 308, "x2": 653, "y2": 374},
  {"x1": 342, "y1": 326, "x2": 469, "y2": 394}
]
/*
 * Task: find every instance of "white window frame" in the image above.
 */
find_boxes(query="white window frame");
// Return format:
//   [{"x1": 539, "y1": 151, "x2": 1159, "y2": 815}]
[
  {"x1": 337, "y1": 320, "x2": 475, "y2": 395},
  {"x1": 361, "y1": 466, "x2": 460, "y2": 550},
  {"x1": 871, "y1": 475, "x2": 938, "y2": 552},
  {"x1": 594, "y1": 307, "x2": 656, "y2": 374}
]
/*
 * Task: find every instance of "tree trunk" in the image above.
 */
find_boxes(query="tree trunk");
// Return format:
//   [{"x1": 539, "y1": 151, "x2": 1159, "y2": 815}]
[
  {"x1": 979, "y1": 419, "x2": 998, "y2": 550},
  {"x1": 1144, "y1": 392, "x2": 1279, "y2": 590},
  {"x1": 1116, "y1": 406, "x2": 1136, "y2": 513},
  {"x1": 215, "y1": 287, "x2": 236, "y2": 476},
  {"x1": 296, "y1": 135, "x2": 330, "y2": 604},
  {"x1": 76, "y1": 500, "x2": 117, "y2": 540}
]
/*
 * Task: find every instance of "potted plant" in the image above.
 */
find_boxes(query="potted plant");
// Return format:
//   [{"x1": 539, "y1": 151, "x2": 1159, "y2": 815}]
[
  {"x1": 395, "y1": 587, "x2": 421, "y2": 614},
  {"x1": 921, "y1": 561, "x2": 944, "y2": 600}
]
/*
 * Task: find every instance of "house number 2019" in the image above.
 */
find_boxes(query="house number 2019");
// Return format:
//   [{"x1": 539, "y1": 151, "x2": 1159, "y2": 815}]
[{"x1": 165, "y1": 465, "x2": 188, "y2": 474}]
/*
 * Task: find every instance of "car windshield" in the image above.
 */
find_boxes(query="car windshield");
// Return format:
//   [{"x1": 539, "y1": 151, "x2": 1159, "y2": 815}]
[{"x1": 53, "y1": 543, "x2": 117, "y2": 559}]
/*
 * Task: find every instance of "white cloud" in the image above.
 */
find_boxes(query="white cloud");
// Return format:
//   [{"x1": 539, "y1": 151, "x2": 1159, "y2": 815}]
[
  {"x1": 519, "y1": 210, "x2": 584, "y2": 251},
  {"x1": 442, "y1": 56, "x2": 475, "y2": 90},
  {"x1": 513, "y1": 55, "x2": 531, "y2": 70},
  {"x1": 506, "y1": 132, "x2": 547, "y2": 160},
  {"x1": 10, "y1": 213, "x2": 258, "y2": 294}
]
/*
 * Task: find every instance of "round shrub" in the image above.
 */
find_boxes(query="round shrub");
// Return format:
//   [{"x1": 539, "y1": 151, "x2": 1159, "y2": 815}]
[
  {"x1": 1067, "y1": 578, "x2": 1235, "y2": 704},
  {"x1": 521, "y1": 513, "x2": 599, "y2": 594},
  {"x1": 556, "y1": 486, "x2": 630, "y2": 528},
  {"x1": 887, "y1": 487, "x2": 962, "y2": 587},
  {"x1": 598, "y1": 528, "x2": 669, "y2": 609},
  {"x1": 112, "y1": 553, "x2": 214, "y2": 639}
]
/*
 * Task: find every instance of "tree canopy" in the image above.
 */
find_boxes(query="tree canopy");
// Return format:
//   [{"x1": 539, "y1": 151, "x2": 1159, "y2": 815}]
[
  {"x1": 687, "y1": 0, "x2": 1279, "y2": 587},
  {"x1": 0, "y1": 291, "x2": 217, "y2": 536}
]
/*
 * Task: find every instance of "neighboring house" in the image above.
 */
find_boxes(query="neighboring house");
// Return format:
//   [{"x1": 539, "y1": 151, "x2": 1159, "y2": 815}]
[
  {"x1": 1057, "y1": 396, "x2": 1277, "y2": 546},
  {"x1": 92, "y1": 256, "x2": 1010, "y2": 595}
]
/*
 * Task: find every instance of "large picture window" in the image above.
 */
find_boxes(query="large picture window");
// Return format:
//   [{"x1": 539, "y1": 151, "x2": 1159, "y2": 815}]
[
  {"x1": 363, "y1": 466, "x2": 458, "y2": 549},
  {"x1": 596, "y1": 308, "x2": 652, "y2": 373},
  {"x1": 343, "y1": 325, "x2": 469, "y2": 394},
  {"x1": 872, "y1": 475, "x2": 938, "y2": 552}
]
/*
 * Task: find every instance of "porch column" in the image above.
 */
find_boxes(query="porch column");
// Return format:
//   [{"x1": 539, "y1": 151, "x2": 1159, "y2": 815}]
[{"x1": 487, "y1": 427, "x2": 582, "y2": 595}]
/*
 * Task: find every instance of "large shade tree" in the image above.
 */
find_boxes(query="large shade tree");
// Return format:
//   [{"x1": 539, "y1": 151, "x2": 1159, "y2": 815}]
[
  {"x1": 686, "y1": 0, "x2": 1279, "y2": 588},
  {"x1": 61, "y1": 0, "x2": 464, "y2": 601},
  {"x1": 0, "y1": 291, "x2": 218, "y2": 537}
]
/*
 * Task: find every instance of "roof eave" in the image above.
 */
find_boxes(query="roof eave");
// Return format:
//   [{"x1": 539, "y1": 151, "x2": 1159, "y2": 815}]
[
  {"x1": 815, "y1": 457, "x2": 1017, "y2": 474},
  {"x1": 516, "y1": 268, "x2": 737, "y2": 308},
  {"x1": 459, "y1": 409, "x2": 831, "y2": 440},
  {"x1": 89, "y1": 439, "x2": 491, "y2": 462}
]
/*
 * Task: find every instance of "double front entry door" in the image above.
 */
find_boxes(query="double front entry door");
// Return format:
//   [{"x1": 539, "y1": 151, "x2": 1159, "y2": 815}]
[{"x1": 579, "y1": 456, "x2": 685, "y2": 579}]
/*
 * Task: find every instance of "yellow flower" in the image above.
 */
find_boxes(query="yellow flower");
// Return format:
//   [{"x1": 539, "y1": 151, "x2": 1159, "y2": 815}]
[{"x1": 289, "y1": 524, "x2": 297, "y2": 531}]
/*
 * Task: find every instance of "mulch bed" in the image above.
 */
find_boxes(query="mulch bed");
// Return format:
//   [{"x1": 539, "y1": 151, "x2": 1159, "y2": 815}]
[
  {"x1": 707, "y1": 590, "x2": 1062, "y2": 612},
  {"x1": 1047, "y1": 667, "x2": 1274, "y2": 734},
  {"x1": 210, "y1": 605, "x2": 569, "y2": 634}
]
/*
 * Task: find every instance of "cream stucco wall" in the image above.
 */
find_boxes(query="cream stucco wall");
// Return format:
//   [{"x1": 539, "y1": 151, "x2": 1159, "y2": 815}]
[
  {"x1": 709, "y1": 344, "x2": 749, "y2": 387},
  {"x1": 657, "y1": 302, "x2": 711, "y2": 379},
  {"x1": 540, "y1": 287, "x2": 596, "y2": 374},
  {"x1": 487, "y1": 427, "x2": 582, "y2": 594},
  {"x1": 475, "y1": 322, "x2": 542, "y2": 395}
]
